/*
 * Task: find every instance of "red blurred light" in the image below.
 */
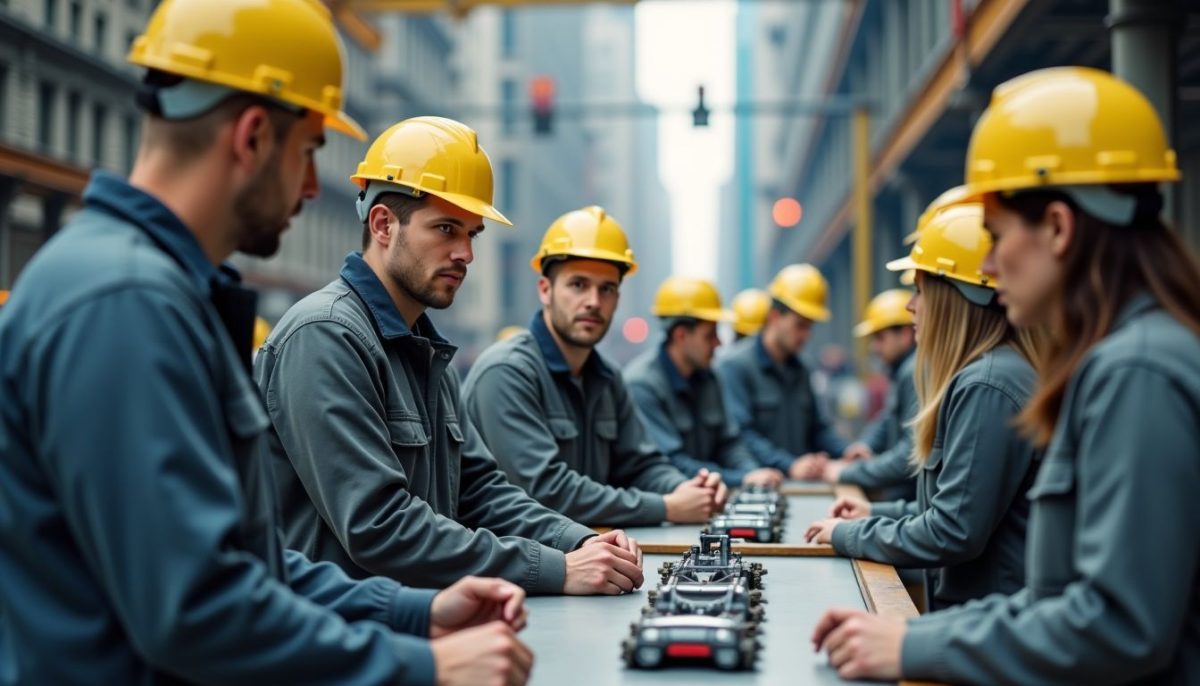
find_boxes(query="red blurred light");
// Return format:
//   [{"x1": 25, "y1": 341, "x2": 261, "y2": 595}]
[
  {"x1": 772, "y1": 197, "x2": 803, "y2": 227},
  {"x1": 623, "y1": 317, "x2": 649, "y2": 344}
]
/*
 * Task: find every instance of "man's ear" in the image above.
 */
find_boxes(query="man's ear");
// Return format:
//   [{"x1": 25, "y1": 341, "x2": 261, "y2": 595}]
[
  {"x1": 537, "y1": 275, "x2": 552, "y2": 307},
  {"x1": 1044, "y1": 200, "x2": 1076, "y2": 261},
  {"x1": 366, "y1": 203, "x2": 394, "y2": 251},
  {"x1": 229, "y1": 104, "x2": 273, "y2": 174}
]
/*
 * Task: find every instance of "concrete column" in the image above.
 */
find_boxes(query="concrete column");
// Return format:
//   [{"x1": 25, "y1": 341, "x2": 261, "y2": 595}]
[{"x1": 1107, "y1": 0, "x2": 1183, "y2": 226}]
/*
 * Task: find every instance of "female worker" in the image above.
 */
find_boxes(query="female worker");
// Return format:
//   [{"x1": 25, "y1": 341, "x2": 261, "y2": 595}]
[
  {"x1": 811, "y1": 66, "x2": 1200, "y2": 684},
  {"x1": 805, "y1": 198, "x2": 1042, "y2": 612}
]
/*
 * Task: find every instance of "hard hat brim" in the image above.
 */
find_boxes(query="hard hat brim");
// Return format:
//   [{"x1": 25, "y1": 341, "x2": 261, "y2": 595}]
[
  {"x1": 775, "y1": 295, "x2": 830, "y2": 323},
  {"x1": 885, "y1": 255, "x2": 918, "y2": 273},
  {"x1": 326, "y1": 110, "x2": 368, "y2": 141}
]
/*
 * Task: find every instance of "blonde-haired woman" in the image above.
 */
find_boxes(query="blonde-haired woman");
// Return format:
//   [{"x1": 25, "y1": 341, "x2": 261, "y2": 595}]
[
  {"x1": 805, "y1": 200, "x2": 1042, "y2": 612},
  {"x1": 812, "y1": 66, "x2": 1200, "y2": 686}
]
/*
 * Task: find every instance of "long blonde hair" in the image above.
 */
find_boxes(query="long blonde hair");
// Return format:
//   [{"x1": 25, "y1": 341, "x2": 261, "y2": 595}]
[{"x1": 910, "y1": 275, "x2": 1043, "y2": 467}]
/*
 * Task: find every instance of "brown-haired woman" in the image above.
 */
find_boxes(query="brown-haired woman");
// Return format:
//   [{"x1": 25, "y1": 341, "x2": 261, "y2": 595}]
[
  {"x1": 805, "y1": 201, "x2": 1043, "y2": 613},
  {"x1": 812, "y1": 66, "x2": 1200, "y2": 685}
]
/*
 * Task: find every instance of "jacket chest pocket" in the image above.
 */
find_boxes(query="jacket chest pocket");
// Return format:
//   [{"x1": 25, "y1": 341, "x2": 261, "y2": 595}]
[
  {"x1": 1024, "y1": 456, "x2": 1078, "y2": 596},
  {"x1": 753, "y1": 384, "x2": 783, "y2": 427},
  {"x1": 669, "y1": 402, "x2": 696, "y2": 434},
  {"x1": 388, "y1": 416, "x2": 430, "y2": 477},
  {"x1": 548, "y1": 416, "x2": 581, "y2": 461},
  {"x1": 917, "y1": 445, "x2": 944, "y2": 507}
]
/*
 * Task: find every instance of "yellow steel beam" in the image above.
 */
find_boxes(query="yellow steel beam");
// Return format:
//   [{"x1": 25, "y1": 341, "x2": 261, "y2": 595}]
[
  {"x1": 807, "y1": 0, "x2": 1030, "y2": 264},
  {"x1": 851, "y1": 108, "x2": 871, "y2": 374}
]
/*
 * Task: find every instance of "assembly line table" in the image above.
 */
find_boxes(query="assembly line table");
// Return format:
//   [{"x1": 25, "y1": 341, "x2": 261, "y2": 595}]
[{"x1": 521, "y1": 488, "x2": 934, "y2": 685}]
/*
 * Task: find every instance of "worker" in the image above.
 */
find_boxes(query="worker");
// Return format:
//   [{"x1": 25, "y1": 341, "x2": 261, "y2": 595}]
[
  {"x1": 462, "y1": 206, "x2": 726, "y2": 526},
  {"x1": 0, "y1": 2, "x2": 530, "y2": 685},
  {"x1": 715, "y1": 264, "x2": 850, "y2": 480},
  {"x1": 805, "y1": 202, "x2": 1043, "y2": 613},
  {"x1": 822, "y1": 288, "x2": 917, "y2": 501},
  {"x1": 255, "y1": 118, "x2": 643, "y2": 596},
  {"x1": 813, "y1": 66, "x2": 1200, "y2": 684},
  {"x1": 730, "y1": 288, "x2": 770, "y2": 340},
  {"x1": 625, "y1": 276, "x2": 785, "y2": 489}
]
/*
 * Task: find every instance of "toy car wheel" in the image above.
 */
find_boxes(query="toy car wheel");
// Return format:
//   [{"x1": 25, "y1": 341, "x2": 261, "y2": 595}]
[
  {"x1": 646, "y1": 590, "x2": 657, "y2": 606},
  {"x1": 739, "y1": 638, "x2": 758, "y2": 669}
]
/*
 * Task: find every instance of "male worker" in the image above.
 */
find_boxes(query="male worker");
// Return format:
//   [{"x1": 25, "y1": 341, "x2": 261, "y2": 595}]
[
  {"x1": 823, "y1": 289, "x2": 918, "y2": 500},
  {"x1": 625, "y1": 277, "x2": 785, "y2": 488},
  {"x1": 462, "y1": 207, "x2": 726, "y2": 526},
  {"x1": 715, "y1": 264, "x2": 850, "y2": 480},
  {"x1": 731, "y1": 288, "x2": 771, "y2": 341},
  {"x1": 256, "y1": 118, "x2": 643, "y2": 596},
  {"x1": 0, "y1": 2, "x2": 530, "y2": 685}
]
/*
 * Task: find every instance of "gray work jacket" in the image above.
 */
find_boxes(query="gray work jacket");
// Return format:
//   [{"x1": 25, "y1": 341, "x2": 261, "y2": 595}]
[
  {"x1": 625, "y1": 344, "x2": 762, "y2": 486},
  {"x1": 839, "y1": 348, "x2": 918, "y2": 500},
  {"x1": 902, "y1": 296, "x2": 1200, "y2": 685},
  {"x1": 833, "y1": 345, "x2": 1040, "y2": 611},
  {"x1": 715, "y1": 334, "x2": 850, "y2": 470},
  {"x1": 255, "y1": 254, "x2": 595, "y2": 594},
  {"x1": 0, "y1": 172, "x2": 436, "y2": 685},
  {"x1": 461, "y1": 312, "x2": 689, "y2": 526}
]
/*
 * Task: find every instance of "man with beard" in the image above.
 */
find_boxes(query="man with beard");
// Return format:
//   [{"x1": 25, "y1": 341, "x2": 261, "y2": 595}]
[
  {"x1": 625, "y1": 277, "x2": 785, "y2": 488},
  {"x1": 462, "y1": 207, "x2": 726, "y2": 526},
  {"x1": 0, "y1": 3, "x2": 531, "y2": 685},
  {"x1": 715, "y1": 264, "x2": 850, "y2": 481},
  {"x1": 256, "y1": 118, "x2": 644, "y2": 597}
]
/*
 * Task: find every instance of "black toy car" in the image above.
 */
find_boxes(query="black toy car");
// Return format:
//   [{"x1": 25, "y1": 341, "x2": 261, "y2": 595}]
[
  {"x1": 707, "y1": 513, "x2": 784, "y2": 543},
  {"x1": 621, "y1": 614, "x2": 759, "y2": 670}
]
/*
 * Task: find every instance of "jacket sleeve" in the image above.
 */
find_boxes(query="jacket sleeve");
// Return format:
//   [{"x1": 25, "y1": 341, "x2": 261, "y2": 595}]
[
  {"x1": 455, "y1": 415, "x2": 596, "y2": 552},
  {"x1": 855, "y1": 414, "x2": 890, "y2": 454},
  {"x1": 838, "y1": 441, "x2": 914, "y2": 490},
  {"x1": 465, "y1": 362, "x2": 671, "y2": 526},
  {"x1": 809, "y1": 376, "x2": 851, "y2": 456},
  {"x1": 831, "y1": 382, "x2": 1034, "y2": 568},
  {"x1": 37, "y1": 288, "x2": 435, "y2": 685},
  {"x1": 609, "y1": 378, "x2": 692, "y2": 494},
  {"x1": 264, "y1": 320, "x2": 567, "y2": 594},
  {"x1": 627, "y1": 379, "x2": 753, "y2": 486},
  {"x1": 284, "y1": 549, "x2": 436, "y2": 637},
  {"x1": 900, "y1": 365, "x2": 1200, "y2": 685},
  {"x1": 715, "y1": 361, "x2": 795, "y2": 471}
]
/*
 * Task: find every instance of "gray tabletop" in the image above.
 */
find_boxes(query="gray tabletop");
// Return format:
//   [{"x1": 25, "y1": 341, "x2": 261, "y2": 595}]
[
  {"x1": 523, "y1": 554, "x2": 874, "y2": 685},
  {"x1": 615, "y1": 494, "x2": 836, "y2": 548}
]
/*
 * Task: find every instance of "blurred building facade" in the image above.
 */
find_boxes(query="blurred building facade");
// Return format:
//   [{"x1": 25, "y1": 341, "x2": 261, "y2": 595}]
[{"x1": 746, "y1": 0, "x2": 1199, "y2": 356}]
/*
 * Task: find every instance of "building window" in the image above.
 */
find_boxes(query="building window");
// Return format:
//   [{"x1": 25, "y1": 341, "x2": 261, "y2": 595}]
[
  {"x1": 501, "y1": 79, "x2": 517, "y2": 135},
  {"x1": 37, "y1": 82, "x2": 55, "y2": 152},
  {"x1": 44, "y1": 0, "x2": 57, "y2": 29},
  {"x1": 66, "y1": 92, "x2": 81, "y2": 161},
  {"x1": 124, "y1": 114, "x2": 139, "y2": 172},
  {"x1": 94, "y1": 12, "x2": 107, "y2": 53},
  {"x1": 501, "y1": 241, "x2": 519, "y2": 312},
  {"x1": 69, "y1": 1, "x2": 82, "y2": 43},
  {"x1": 92, "y1": 103, "x2": 108, "y2": 167},
  {"x1": 499, "y1": 159, "x2": 517, "y2": 214},
  {"x1": 501, "y1": 10, "x2": 517, "y2": 59}
]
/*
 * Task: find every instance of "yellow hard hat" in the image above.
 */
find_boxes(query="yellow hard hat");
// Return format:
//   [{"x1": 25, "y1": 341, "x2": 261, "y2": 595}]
[
  {"x1": 767, "y1": 264, "x2": 830, "y2": 322},
  {"x1": 253, "y1": 316, "x2": 272, "y2": 351},
  {"x1": 496, "y1": 325, "x2": 525, "y2": 342},
  {"x1": 652, "y1": 277, "x2": 732, "y2": 322},
  {"x1": 127, "y1": 0, "x2": 365, "y2": 140},
  {"x1": 964, "y1": 67, "x2": 1178, "y2": 201},
  {"x1": 853, "y1": 289, "x2": 914, "y2": 338},
  {"x1": 887, "y1": 203, "x2": 997, "y2": 304},
  {"x1": 530, "y1": 206, "x2": 638, "y2": 276},
  {"x1": 731, "y1": 289, "x2": 770, "y2": 336},
  {"x1": 351, "y1": 117, "x2": 511, "y2": 225},
  {"x1": 905, "y1": 185, "x2": 971, "y2": 245}
]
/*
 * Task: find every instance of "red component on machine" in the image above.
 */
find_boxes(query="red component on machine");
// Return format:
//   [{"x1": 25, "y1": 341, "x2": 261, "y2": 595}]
[{"x1": 666, "y1": 644, "x2": 713, "y2": 659}]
